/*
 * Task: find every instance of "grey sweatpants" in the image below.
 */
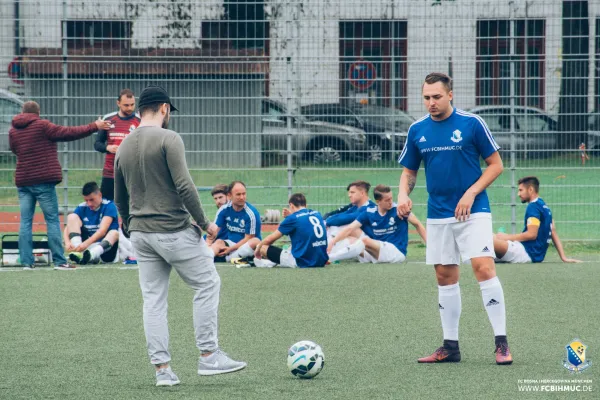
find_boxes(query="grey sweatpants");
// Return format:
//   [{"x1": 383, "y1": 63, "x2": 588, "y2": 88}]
[{"x1": 131, "y1": 225, "x2": 221, "y2": 365}]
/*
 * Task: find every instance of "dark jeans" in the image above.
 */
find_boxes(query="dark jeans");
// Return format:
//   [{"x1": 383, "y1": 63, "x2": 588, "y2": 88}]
[
  {"x1": 17, "y1": 183, "x2": 67, "y2": 266},
  {"x1": 100, "y1": 177, "x2": 114, "y2": 202}
]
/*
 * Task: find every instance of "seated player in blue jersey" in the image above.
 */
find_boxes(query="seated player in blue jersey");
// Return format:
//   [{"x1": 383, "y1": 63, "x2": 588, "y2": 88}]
[
  {"x1": 325, "y1": 181, "x2": 375, "y2": 248},
  {"x1": 494, "y1": 176, "x2": 582, "y2": 264},
  {"x1": 63, "y1": 182, "x2": 120, "y2": 265},
  {"x1": 210, "y1": 181, "x2": 264, "y2": 262},
  {"x1": 253, "y1": 193, "x2": 328, "y2": 268},
  {"x1": 327, "y1": 184, "x2": 426, "y2": 263}
]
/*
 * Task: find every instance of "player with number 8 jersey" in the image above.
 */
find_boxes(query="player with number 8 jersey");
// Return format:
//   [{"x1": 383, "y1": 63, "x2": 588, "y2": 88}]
[{"x1": 255, "y1": 193, "x2": 328, "y2": 268}]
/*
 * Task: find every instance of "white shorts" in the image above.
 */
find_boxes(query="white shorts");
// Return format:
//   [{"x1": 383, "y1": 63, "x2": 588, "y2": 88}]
[
  {"x1": 497, "y1": 240, "x2": 532, "y2": 264},
  {"x1": 327, "y1": 225, "x2": 365, "y2": 241},
  {"x1": 359, "y1": 241, "x2": 406, "y2": 264},
  {"x1": 426, "y1": 215, "x2": 495, "y2": 265},
  {"x1": 279, "y1": 250, "x2": 297, "y2": 268}
]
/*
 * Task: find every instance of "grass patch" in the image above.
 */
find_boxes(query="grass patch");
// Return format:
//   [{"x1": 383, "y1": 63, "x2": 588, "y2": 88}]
[{"x1": 0, "y1": 244, "x2": 598, "y2": 399}]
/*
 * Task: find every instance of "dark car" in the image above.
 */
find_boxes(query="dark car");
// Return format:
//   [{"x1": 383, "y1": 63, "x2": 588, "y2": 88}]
[
  {"x1": 465, "y1": 106, "x2": 558, "y2": 157},
  {"x1": 299, "y1": 103, "x2": 392, "y2": 161},
  {"x1": 349, "y1": 104, "x2": 415, "y2": 155}
]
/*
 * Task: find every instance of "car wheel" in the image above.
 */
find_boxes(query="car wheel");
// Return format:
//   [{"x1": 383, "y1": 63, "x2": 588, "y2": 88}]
[
  {"x1": 365, "y1": 140, "x2": 385, "y2": 162},
  {"x1": 313, "y1": 146, "x2": 342, "y2": 163},
  {"x1": 307, "y1": 138, "x2": 346, "y2": 164}
]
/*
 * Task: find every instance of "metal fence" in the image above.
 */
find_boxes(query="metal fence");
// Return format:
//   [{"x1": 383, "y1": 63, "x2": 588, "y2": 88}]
[{"x1": 1, "y1": 0, "x2": 600, "y2": 241}]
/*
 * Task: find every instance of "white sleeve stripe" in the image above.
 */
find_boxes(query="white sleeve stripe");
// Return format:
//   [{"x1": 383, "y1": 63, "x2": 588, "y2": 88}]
[
  {"x1": 244, "y1": 205, "x2": 257, "y2": 234},
  {"x1": 457, "y1": 110, "x2": 500, "y2": 150}
]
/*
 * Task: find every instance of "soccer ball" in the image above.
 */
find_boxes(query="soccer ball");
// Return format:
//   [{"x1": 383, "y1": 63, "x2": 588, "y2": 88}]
[{"x1": 287, "y1": 340, "x2": 325, "y2": 379}]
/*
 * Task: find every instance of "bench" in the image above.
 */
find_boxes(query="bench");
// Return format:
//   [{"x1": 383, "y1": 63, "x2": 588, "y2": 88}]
[{"x1": 1, "y1": 234, "x2": 52, "y2": 267}]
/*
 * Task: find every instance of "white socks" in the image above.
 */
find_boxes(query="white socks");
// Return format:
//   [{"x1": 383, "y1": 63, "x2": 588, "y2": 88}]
[
  {"x1": 438, "y1": 283, "x2": 461, "y2": 341},
  {"x1": 329, "y1": 240, "x2": 365, "y2": 262},
  {"x1": 236, "y1": 243, "x2": 255, "y2": 258},
  {"x1": 70, "y1": 236, "x2": 82, "y2": 247},
  {"x1": 479, "y1": 276, "x2": 507, "y2": 336},
  {"x1": 88, "y1": 243, "x2": 105, "y2": 260}
]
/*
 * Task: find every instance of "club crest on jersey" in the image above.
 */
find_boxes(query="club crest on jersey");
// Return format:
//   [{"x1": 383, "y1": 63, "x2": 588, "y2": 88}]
[
  {"x1": 129, "y1": 125, "x2": 136, "y2": 132},
  {"x1": 388, "y1": 217, "x2": 395, "y2": 226},
  {"x1": 451, "y1": 129, "x2": 463, "y2": 143},
  {"x1": 240, "y1": 219, "x2": 245, "y2": 228}
]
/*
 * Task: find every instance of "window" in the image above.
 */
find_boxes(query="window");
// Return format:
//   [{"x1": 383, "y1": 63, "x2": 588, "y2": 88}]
[
  {"x1": 202, "y1": 1, "x2": 268, "y2": 51},
  {"x1": 64, "y1": 20, "x2": 132, "y2": 49},
  {"x1": 340, "y1": 21, "x2": 408, "y2": 110},
  {"x1": 476, "y1": 19, "x2": 545, "y2": 108}
]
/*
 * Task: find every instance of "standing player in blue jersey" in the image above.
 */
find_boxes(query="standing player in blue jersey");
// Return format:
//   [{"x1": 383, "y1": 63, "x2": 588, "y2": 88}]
[
  {"x1": 494, "y1": 176, "x2": 582, "y2": 264},
  {"x1": 397, "y1": 72, "x2": 512, "y2": 365},
  {"x1": 327, "y1": 184, "x2": 426, "y2": 263},
  {"x1": 63, "y1": 182, "x2": 120, "y2": 267},
  {"x1": 253, "y1": 193, "x2": 328, "y2": 268},
  {"x1": 211, "y1": 181, "x2": 263, "y2": 262}
]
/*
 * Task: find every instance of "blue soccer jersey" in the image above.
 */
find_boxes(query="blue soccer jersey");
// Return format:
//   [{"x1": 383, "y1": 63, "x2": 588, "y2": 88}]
[
  {"x1": 213, "y1": 204, "x2": 229, "y2": 241},
  {"x1": 74, "y1": 199, "x2": 119, "y2": 240},
  {"x1": 398, "y1": 108, "x2": 500, "y2": 221},
  {"x1": 325, "y1": 200, "x2": 376, "y2": 227},
  {"x1": 356, "y1": 206, "x2": 409, "y2": 255},
  {"x1": 520, "y1": 198, "x2": 553, "y2": 263},
  {"x1": 277, "y1": 208, "x2": 328, "y2": 268},
  {"x1": 215, "y1": 201, "x2": 262, "y2": 243}
]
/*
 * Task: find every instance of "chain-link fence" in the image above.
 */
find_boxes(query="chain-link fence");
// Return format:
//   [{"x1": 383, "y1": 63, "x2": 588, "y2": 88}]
[{"x1": 1, "y1": 0, "x2": 599, "y2": 241}]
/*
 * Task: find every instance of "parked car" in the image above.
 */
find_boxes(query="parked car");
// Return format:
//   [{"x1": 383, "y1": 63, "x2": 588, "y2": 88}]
[
  {"x1": 588, "y1": 112, "x2": 600, "y2": 150},
  {"x1": 299, "y1": 103, "x2": 392, "y2": 161},
  {"x1": 0, "y1": 89, "x2": 25, "y2": 155},
  {"x1": 349, "y1": 104, "x2": 415, "y2": 156},
  {"x1": 262, "y1": 99, "x2": 366, "y2": 163},
  {"x1": 464, "y1": 106, "x2": 558, "y2": 157}
]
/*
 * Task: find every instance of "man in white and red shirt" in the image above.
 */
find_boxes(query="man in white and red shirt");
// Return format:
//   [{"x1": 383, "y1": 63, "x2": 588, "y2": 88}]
[{"x1": 95, "y1": 89, "x2": 140, "y2": 201}]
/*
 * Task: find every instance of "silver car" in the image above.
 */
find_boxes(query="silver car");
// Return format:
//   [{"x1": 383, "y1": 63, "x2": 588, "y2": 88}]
[
  {"x1": 465, "y1": 106, "x2": 558, "y2": 157},
  {"x1": 262, "y1": 99, "x2": 366, "y2": 163},
  {"x1": 0, "y1": 89, "x2": 25, "y2": 155}
]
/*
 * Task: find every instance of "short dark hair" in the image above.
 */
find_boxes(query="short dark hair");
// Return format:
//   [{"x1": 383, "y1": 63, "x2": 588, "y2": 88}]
[
  {"x1": 424, "y1": 72, "x2": 452, "y2": 92},
  {"x1": 347, "y1": 180, "x2": 371, "y2": 193},
  {"x1": 82, "y1": 181, "x2": 100, "y2": 196},
  {"x1": 211, "y1": 184, "x2": 228, "y2": 197},
  {"x1": 288, "y1": 193, "x2": 307, "y2": 207},
  {"x1": 518, "y1": 176, "x2": 540, "y2": 193},
  {"x1": 22, "y1": 101, "x2": 40, "y2": 115},
  {"x1": 373, "y1": 184, "x2": 391, "y2": 201},
  {"x1": 138, "y1": 102, "x2": 163, "y2": 117},
  {"x1": 228, "y1": 180, "x2": 246, "y2": 194},
  {"x1": 118, "y1": 89, "x2": 134, "y2": 101}
]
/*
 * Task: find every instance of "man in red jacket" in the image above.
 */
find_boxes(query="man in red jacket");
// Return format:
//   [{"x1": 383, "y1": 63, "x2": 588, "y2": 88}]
[
  {"x1": 9, "y1": 101, "x2": 111, "y2": 270},
  {"x1": 94, "y1": 89, "x2": 140, "y2": 201}
]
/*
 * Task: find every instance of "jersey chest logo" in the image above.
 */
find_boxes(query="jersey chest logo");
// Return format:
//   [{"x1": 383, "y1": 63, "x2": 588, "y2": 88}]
[
  {"x1": 451, "y1": 129, "x2": 463, "y2": 143},
  {"x1": 240, "y1": 219, "x2": 245, "y2": 228},
  {"x1": 388, "y1": 217, "x2": 395, "y2": 226}
]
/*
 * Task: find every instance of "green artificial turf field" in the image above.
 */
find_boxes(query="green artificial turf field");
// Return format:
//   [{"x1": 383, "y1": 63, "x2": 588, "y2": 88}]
[{"x1": 1, "y1": 244, "x2": 597, "y2": 400}]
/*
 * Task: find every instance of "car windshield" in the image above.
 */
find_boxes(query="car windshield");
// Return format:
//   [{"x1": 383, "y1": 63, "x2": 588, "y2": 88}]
[{"x1": 353, "y1": 105, "x2": 414, "y2": 131}]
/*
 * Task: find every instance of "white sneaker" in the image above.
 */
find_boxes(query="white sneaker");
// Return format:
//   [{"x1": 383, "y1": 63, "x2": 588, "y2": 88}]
[
  {"x1": 198, "y1": 349, "x2": 247, "y2": 376},
  {"x1": 156, "y1": 366, "x2": 180, "y2": 386},
  {"x1": 253, "y1": 258, "x2": 276, "y2": 268}
]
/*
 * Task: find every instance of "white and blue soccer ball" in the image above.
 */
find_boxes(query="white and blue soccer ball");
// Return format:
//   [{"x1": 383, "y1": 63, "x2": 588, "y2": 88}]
[{"x1": 287, "y1": 340, "x2": 325, "y2": 379}]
